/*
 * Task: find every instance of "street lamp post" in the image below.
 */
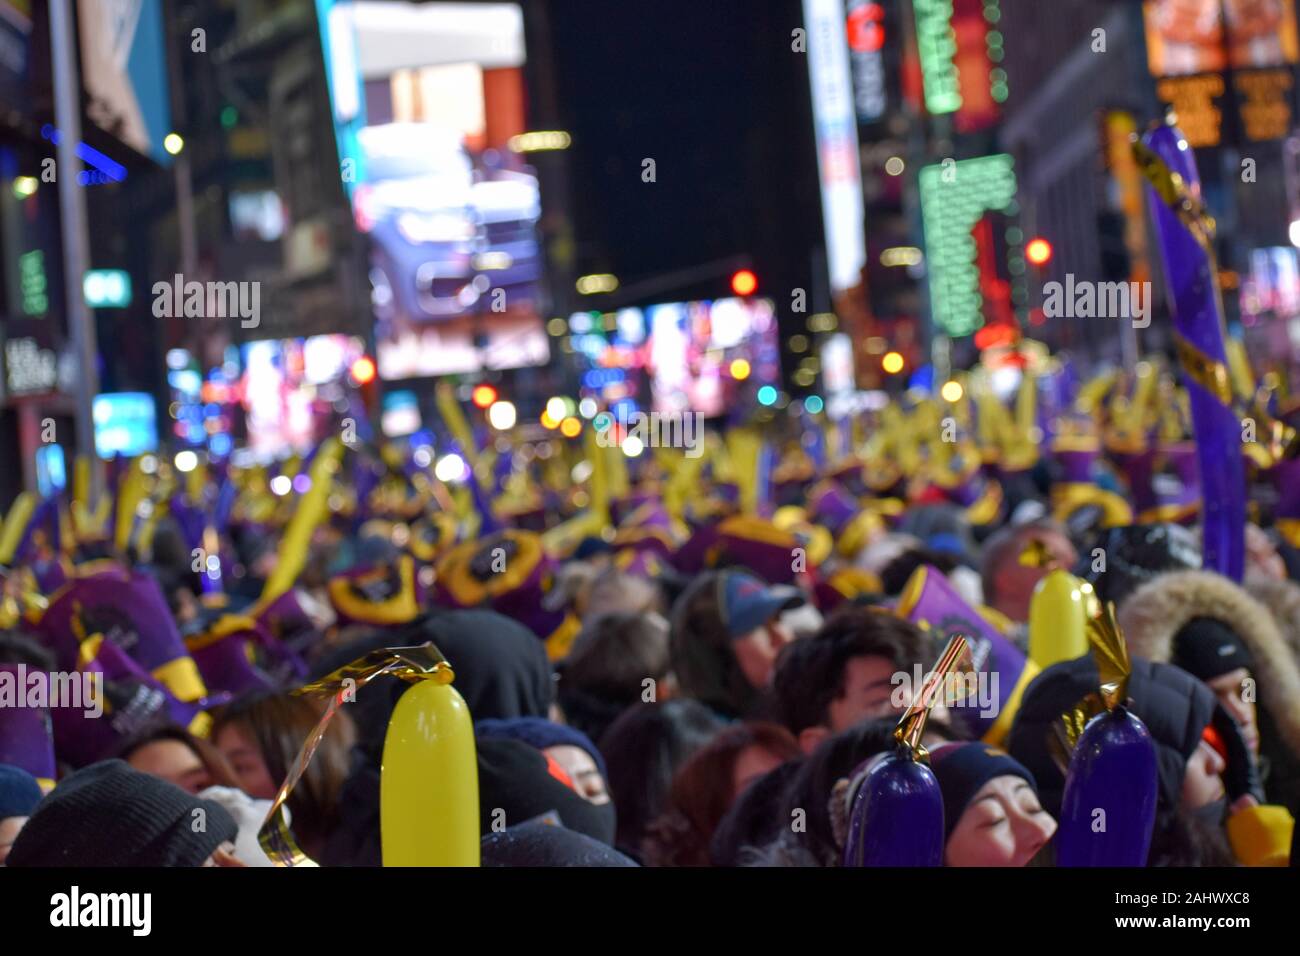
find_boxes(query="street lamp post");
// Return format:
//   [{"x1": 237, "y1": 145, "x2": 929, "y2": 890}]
[{"x1": 49, "y1": 0, "x2": 102, "y2": 503}]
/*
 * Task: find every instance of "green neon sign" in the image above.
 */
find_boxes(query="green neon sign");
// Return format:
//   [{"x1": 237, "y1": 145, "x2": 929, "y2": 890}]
[
  {"x1": 919, "y1": 154, "x2": 1017, "y2": 337},
  {"x1": 20, "y1": 250, "x2": 48, "y2": 316},
  {"x1": 914, "y1": 0, "x2": 961, "y2": 115},
  {"x1": 914, "y1": 0, "x2": 1009, "y2": 116}
]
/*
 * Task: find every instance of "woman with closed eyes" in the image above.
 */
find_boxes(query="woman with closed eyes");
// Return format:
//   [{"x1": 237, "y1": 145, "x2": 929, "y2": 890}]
[{"x1": 928, "y1": 742, "x2": 1057, "y2": 867}]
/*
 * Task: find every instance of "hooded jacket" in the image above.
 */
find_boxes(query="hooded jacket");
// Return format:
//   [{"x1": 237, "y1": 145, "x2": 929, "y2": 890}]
[
  {"x1": 1245, "y1": 577, "x2": 1300, "y2": 672},
  {"x1": 1009, "y1": 655, "x2": 1221, "y2": 819},
  {"x1": 1238, "y1": 576, "x2": 1300, "y2": 812},
  {"x1": 1117, "y1": 571, "x2": 1300, "y2": 770}
]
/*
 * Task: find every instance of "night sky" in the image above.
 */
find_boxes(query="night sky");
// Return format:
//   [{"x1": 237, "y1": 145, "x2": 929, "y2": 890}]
[{"x1": 545, "y1": 0, "x2": 825, "y2": 304}]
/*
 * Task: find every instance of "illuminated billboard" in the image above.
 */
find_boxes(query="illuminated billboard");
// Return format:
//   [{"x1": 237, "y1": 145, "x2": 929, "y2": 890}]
[
  {"x1": 1144, "y1": 0, "x2": 1298, "y2": 75},
  {"x1": 321, "y1": 1, "x2": 550, "y2": 379},
  {"x1": 805, "y1": 0, "x2": 868, "y2": 294},
  {"x1": 571, "y1": 297, "x2": 781, "y2": 419},
  {"x1": 1144, "y1": 0, "x2": 1300, "y2": 146},
  {"x1": 240, "y1": 335, "x2": 367, "y2": 459},
  {"x1": 77, "y1": 0, "x2": 173, "y2": 164},
  {"x1": 93, "y1": 393, "x2": 158, "y2": 459},
  {"x1": 846, "y1": 0, "x2": 889, "y2": 123}
]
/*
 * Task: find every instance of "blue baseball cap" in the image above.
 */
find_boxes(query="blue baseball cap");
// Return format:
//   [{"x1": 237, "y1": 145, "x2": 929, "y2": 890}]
[{"x1": 717, "y1": 571, "x2": 805, "y2": 638}]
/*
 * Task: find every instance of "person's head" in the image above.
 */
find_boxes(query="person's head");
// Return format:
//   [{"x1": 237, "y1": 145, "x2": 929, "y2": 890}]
[
  {"x1": 980, "y1": 519, "x2": 1077, "y2": 623},
  {"x1": 582, "y1": 567, "x2": 664, "y2": 620},
  {"x1": 895, "y1": 504, "x2": 978, "y2": 563},
  {"x1": 1078, "y1": 523, "x2": 1200, "y2": 608},
  {"x1": 597, "y1": 699, "x2": 725, "y2": 857},
  {"x1": 544, "y1": 561, "x2": 600, "y2": 618},
  {"x1": 1172, "y1": 617, "x2": 1258, "y2": 756},
  {"x1": 475, "y1": 717, "x2": 610, "y2": 805},
  {"x1": 1245, "y1": 523, "x2": 1288, "y2": 586},
  {"x1": 642, "y1": 721, "x2": 801, "y2": 866},
  {"x1": 116, "y1": 725, "x2": 241, "y2": 795},
  {"x1": 928, "y1": 743, "x2": 1055, "y2": 867},
  {"x1": 1182, "y1": 730, "x2": 1228, "y2": 810},
  {"x1": 755, "y1": 717, "x2": 900, "y2": 866},
  {"x1": 879, "y1": 547, "x2": 960, "y2": 597},
  {"x1": 670, "y1": 570, "x2": 805, "y2": 717},
  {"x1": 306, "y1": 608, "x2": 554, "y2": 765},
  {"x1": 708, "y1": 757, "x2": 806, "y2": 866},
  {"x1": 772, "y1": 606, "x2": 929, "y2": 754},
  {"x1": 475, "y1": 736, "x2": 617, "y2": 845},
  {"x1": 0, "y1": 764, "x2": 43, "y2": 864},
  {"x1": 1117, "y1": 569, "x2": 1282, "y2": 764},
  {"x1": 211, "y1": 693, "x2": 356, "y2": 859},
  {"x1": 147, "y1": 520, "x2": 195, "y2": 580},
  {"x1": 557, "y1": 610, "x2": 673, "y2": 742},
  {"x1": 5, "y1": 759, "x2": 242, "y2": 867}
]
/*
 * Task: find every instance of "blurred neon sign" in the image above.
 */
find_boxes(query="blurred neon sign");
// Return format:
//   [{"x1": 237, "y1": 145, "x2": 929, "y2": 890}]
[{"x1": 919, "y1": 154, "x2": 1017, "y2": 337}]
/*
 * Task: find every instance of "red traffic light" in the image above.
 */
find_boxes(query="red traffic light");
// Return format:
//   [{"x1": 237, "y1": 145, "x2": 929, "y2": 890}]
[
  {"x1": 731, "y1": 269, "x2": 758, "y2": 296},
  {"x1": 1025, "y1": 237, "x2": 1053, "y2": 267},
  {"x1": 471, "y1": 384, "x2": 498, "y2": 409}
]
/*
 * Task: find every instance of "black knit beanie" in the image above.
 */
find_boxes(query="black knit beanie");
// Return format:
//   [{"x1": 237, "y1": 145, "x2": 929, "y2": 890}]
[
  {"x1": 928, "y1": 742, "x2": 1038, "y2": 840},
  {"x1": 6, "y1": 759, "x2": 238, "y2": 867},
  {"x1": 1172, "y1": 617, "x2": 1255, "y2": 683}
]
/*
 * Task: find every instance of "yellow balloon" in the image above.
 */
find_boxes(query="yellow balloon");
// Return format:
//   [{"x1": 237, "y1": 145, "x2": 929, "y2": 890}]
[
  {"x1": 1028, "y1": 570, "x2": 1091, "y2": 669},
  {"x1": 381, "y1": 679, "x2": 480, "y2": 866}
]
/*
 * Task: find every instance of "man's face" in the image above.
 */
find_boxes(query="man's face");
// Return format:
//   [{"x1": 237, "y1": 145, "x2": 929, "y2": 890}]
[
  {"x1": 992, "y1": 529, "x2": 1078, "y2": 623},
  {"x1": 826, "y1": 655, "x2": 903, "y2": 733},
  {"x1": 1206, "y1": 667, "x2": 1259, "y2": 756}
]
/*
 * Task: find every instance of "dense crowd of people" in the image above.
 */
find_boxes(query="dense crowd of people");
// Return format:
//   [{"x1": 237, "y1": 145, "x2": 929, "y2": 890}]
[{"x1": 2, "y1": 369, "x2": 1299, "y2": 867}]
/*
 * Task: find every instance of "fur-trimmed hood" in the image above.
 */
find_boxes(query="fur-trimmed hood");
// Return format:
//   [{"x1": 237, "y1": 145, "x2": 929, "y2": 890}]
[
  {"x1": 1118, "y1": 570, "x2": 1300, "y2": 759},
  {"x1": 1245, "y1": 577, "x2": 1300, "y2": 664}
]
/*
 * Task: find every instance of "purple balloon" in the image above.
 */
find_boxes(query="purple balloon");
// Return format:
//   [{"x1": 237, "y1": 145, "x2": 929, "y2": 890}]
[
  {"x1": 1142, "y1": 122, "x2": 1244, "y2": 581},
  {"x1": 843, "y1": 751, "x2": 945, "y2": 867},
  {"x1": 1056, "y1": 708, "x2": 1158, "y2": 867}
]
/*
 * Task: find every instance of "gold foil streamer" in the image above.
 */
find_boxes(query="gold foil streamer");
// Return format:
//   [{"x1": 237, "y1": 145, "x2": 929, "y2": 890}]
[
  {"x1": 256, "y1": 643, "x2": 455, "y2": 866},
  {"x1": 1051, "y1": 600, "x2": 1132, "y2": 768},
  {"x1": 1049, "y1": 692, "x2": 1104, "y2": 775},
  {"x1": 1086, "y1": 601, "x2": 1130, "y2": 712},
  {"x1": 894, "y1": 634, "x2": 969, "y2": 761}
]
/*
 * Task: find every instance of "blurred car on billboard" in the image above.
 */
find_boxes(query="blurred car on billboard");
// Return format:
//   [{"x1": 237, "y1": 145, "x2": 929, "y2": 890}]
[{"x1": 471, "y1": 170, "x2": 542, "y2": 305}]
